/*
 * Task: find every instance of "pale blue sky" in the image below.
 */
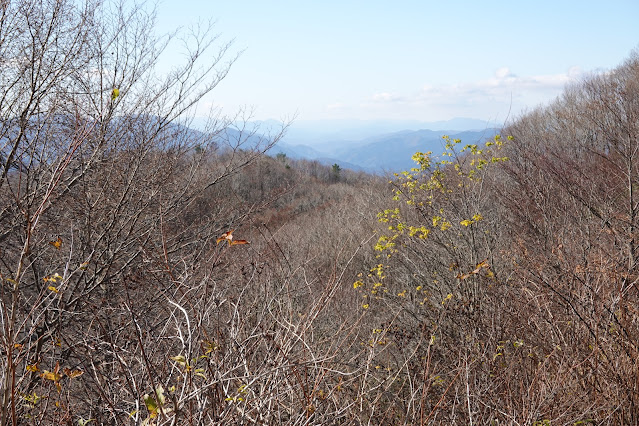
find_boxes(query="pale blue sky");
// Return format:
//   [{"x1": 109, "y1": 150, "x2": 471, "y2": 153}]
[{"x1": 155, "y1": 0, "x2": 638, "y2": 123}]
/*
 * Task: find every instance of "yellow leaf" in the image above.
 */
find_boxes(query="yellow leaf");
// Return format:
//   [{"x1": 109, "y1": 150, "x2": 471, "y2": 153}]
[
  {"x1": 170, "y1": 355, "x2": 188, "y2": 370},
  {"x1": 202, "y1": 340, "x2": 218, "y2": 354},
  {"x1": 63, "y1": 367, "x2": 83, "y2": 378},
  {"x1": 143, "y1": 394, "x2": 158, "y2": 418},
  {"x1": 49, "y1": 237, "x2": 62, "y2": 250},
  {"x1": 41, "y1": 370, "x2": 61, "y2": 382},
  {"x1": 44, "y1": 273, "x2": 63, "y2": 283},
  {"x1": 23, "y1": 392, "x2": 41, "y2": 405},
  {"x1": 472, "y1": 260, "x2": 489, "y2": 274},
  {"x1": 48, "y1": 286, "x2": 59, "y2": 293}
]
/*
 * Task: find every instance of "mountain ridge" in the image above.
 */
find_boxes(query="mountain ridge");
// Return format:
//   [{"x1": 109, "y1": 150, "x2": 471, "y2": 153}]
[{"x1": 271, "y1": 127, "x2": 499, "y2": 173}]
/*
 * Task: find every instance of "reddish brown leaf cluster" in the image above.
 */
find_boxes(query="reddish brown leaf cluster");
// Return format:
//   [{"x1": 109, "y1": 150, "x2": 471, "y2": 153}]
[{"x1": 216, "y1": 230, "x2": 249, "y2": 246}]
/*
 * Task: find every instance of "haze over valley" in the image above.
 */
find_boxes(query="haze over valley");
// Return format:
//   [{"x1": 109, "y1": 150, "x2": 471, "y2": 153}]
[{"x1": 271, "y1": 119, "x2": 499, "y2": 173}]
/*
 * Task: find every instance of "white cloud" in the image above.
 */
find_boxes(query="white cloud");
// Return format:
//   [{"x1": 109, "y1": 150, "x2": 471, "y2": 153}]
[
  {"x1": 361, "y1": 68, "x2": 586, "y2": 120},
  {"x1": 495, "y1": 67, "x2": 516, "y2": 79},
  {"x1": 371, "y1": 92, "x2": 404, "y2": 102}
]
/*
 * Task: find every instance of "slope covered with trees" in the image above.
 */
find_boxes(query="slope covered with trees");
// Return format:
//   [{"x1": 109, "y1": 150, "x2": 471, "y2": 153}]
[
  {"x1": 1, "y1": 0, "x2": 639, "y2": 424},
  {"x1": 351, "y1": 52, "x2": 639, "y2": 424}
]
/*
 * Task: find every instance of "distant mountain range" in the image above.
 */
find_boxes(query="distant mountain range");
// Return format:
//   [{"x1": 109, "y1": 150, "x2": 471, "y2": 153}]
[
  {"x1": 271, "y1": 117, "x2": 500, "y2": 147},
  {"x1": 271, "y1": 127, "x2": 499, "y2": 174},
  {"x1": 187, "y1": 117, "x2": 503, "y2": 173}
]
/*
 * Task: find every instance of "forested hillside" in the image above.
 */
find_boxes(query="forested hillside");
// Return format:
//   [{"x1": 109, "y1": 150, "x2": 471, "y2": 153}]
[{"x1": 1, "y1": 1, "x2": 639, "y2": 424}]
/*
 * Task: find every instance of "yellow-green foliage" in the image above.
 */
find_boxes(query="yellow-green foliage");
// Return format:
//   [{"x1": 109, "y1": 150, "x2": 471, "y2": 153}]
[
  {"x1": 356, "y1": 135, "x2": 509, "y2": 307},
  {"x1": 374, "y1": 135, "x2": 509, "y2": 254}
]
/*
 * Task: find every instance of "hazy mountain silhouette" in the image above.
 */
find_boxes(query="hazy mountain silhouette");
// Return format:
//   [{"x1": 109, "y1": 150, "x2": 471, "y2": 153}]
[{"x1": 272, "y1": 127, "x2": 498, "y2": 173}]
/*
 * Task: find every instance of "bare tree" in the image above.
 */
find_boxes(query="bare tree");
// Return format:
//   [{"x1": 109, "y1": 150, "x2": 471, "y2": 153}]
[{"x1": 0, "y1": 0, "x2": 284, "y2": 424}]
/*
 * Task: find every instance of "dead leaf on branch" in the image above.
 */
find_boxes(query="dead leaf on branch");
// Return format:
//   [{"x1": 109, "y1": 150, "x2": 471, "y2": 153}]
[
  {"x1": 216, "y1": 230, "x2": 249, "y2": 246},
  {"x1": 49, "y1": 237, "x2": 62, "y2": 250},
  {"x1": 456, "y1": 259, "x2": 490, "y2": 280}
]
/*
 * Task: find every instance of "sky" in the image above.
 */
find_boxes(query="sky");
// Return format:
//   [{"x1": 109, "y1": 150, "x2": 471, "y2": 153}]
[{"x1": 154, "y1": 0, "x2": 639, "y2": 125}]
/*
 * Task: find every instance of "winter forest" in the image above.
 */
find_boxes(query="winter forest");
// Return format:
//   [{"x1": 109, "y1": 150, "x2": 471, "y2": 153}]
[{"x1": 1, "y1": 1, "x2": 639, "y2": 424}]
